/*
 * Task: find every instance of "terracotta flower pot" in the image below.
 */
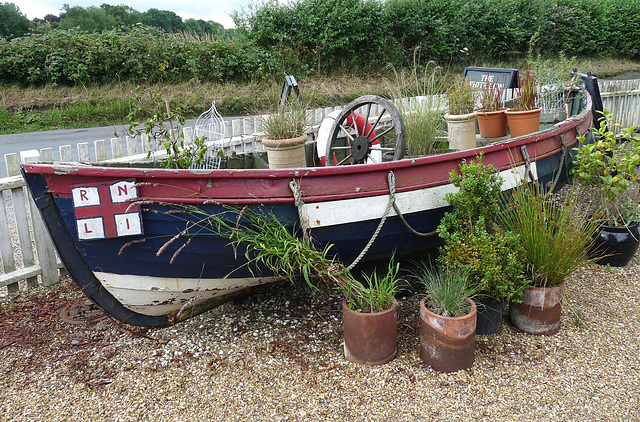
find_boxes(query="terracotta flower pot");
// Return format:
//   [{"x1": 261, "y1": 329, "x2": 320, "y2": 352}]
[
  {"x1": 477, "y1": 109, "x2": 508, "y2": 138},
  {"x1": 419, "y1": 297, "x2": 477, "y2": 372},
  {"x1": 509, "y1": 284, "x2": 563, "y2": 335},
  {"x1": 505, "y1": 107, "x2": 542, "y2": 138},
  {"x1": 444, "y1": 111, "x2": 478, "y2": 150},
  {"x1": 262, "y1": 135, "x2": 307, "y2": 169},
  {"x1": 342, "y1": 299, "x2": 397, "y2": 365}
]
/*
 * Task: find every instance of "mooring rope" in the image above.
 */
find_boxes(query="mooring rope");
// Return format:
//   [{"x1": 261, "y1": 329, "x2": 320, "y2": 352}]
[
  {"x1": 520, "y1": 145, "x2": 536, "y2": 182},
  {"x1": 289, "y1": 171, "x2": 437, "y2": 272},
  {"x1": 289, "y1": 180, "x2": 311, "y2": 242},
  {"x1": 547, "y1": 134, "x2": 568, "y2": 193}
]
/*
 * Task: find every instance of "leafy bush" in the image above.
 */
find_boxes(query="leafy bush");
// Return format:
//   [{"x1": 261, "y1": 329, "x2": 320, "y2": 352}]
[
  {"x1": 0, "y1": 25, "x2": 282, "y2": 86},
  {"x1": 437, "y1": 154, "x2": 527, "y2": 301},
  {"x1": 438, "y1": 154, "x2": 503, "y2": 235},
  {"x1": 438, "y1": 220, "x2": 527, "y2": 301}
]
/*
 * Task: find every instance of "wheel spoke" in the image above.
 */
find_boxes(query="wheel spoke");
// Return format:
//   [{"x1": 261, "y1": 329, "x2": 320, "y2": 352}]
[
  {"x1": 368, "y1": 110, "x2": 384, "y2": 137},
  {"x1": 338, "y1": 124, "x2": 355, "y2": 142},
  {"x1": 370, "y1": 125, "x2": 395, "y2": 143},
  {"x1": 363, "y1": 103, "x2": 372, "y2": 137},
  {"x1": 336, "y1": 154, "x2": 354, "y2": 165},
  {"x1": 350, "y1": 111, "x2": 359, "y2": 137}
]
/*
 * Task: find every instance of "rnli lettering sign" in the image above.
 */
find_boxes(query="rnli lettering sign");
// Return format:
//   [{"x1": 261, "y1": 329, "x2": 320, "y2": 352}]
[{"x1": 71, "y1": 180, "x2": 143, "y2": 240}]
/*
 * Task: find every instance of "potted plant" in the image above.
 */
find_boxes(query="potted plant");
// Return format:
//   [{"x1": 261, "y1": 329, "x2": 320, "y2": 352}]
[
  {"x1": 504, "y1": 66, "x2": 542, "y2": 138},
  {"x1": 211, "y1": 207, "x2": 401, "y2": 365},
  {"x1": 571, "y1": 109, "x2": 640, "y2": 266},
  {"x1": 477, "y1": 81, "x2": 507, "y2": 138},
  {"x1": 497, "y1": 182, "x2": 600, "y2": 335},
  {"x1": 444, "y1": 79, "x2": 477, "y2": 150},
  {"x1": 409, "y1": 263, "x2": 478, "y2": 373},
  {"x1": 437, "y1": 155, "x2": 527, "y2": 334},
  {"x1": 341, "y1": 258, "x2": 402, "y2": 365},
  {"x1": 260, "y1": 100, "x2": 309, "y2": 169}
]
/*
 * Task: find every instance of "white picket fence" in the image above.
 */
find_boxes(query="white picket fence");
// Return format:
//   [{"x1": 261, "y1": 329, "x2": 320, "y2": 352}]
[
  {"x1": 1, "y1": 82, "x2": 639, "y2": 297},
  {"x1": 600, "y1": 79, "x2": 640, "y2": 129}
]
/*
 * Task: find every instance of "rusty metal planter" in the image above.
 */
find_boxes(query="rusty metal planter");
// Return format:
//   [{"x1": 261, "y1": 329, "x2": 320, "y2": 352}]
[
  {"x1": 419, "y1": 297, "x2": 477, "y2": 373},
  {"x1": 509, "y1": 284, "x2": 563, "y2": 335},
  {"x1": 342, "y1": 299, "x2": 397, "y2": 365}
]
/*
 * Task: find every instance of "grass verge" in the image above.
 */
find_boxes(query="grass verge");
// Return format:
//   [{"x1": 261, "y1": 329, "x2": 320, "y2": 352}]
[{"x1": 1, "y1": 58, "x2": 638, "y2": 134}]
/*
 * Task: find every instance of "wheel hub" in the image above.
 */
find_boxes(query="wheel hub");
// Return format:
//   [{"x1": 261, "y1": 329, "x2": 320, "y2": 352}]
[{"x1": 351, "y1": 135, "x2": 371, "y2": 162}]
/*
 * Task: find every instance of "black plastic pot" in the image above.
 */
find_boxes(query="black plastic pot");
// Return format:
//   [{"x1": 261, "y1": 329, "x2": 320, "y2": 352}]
[
  {"x1": 474, "y1": 297, "x2": 507, "y2": 335},
  {"x1": 593, "y1": 222, "x2": 640, "y2": 267}
]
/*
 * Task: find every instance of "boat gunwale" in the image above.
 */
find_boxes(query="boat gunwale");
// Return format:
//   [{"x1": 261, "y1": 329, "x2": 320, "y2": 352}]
[{"x1": 22, "y1": 89, "x2": 592, "y2": 206}]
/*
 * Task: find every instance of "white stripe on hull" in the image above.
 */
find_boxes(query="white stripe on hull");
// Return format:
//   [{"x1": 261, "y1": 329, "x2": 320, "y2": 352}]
[
  {"x1": 304, "y1": 163, "x2": 536, "y2": 228},
  {"x1": 95, "y1": 272, "x2": 282, "y2": 316}
]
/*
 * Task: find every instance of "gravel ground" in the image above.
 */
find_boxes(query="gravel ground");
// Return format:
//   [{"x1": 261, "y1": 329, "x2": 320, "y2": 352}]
[{"x1": 1, "y1": 251, "x2": 639, "y2": 422}]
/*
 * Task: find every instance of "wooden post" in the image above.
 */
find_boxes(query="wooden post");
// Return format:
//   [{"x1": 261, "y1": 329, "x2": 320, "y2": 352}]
[
  {"x1": 111, "y1": 137, "x2": 123, "y2": 159},
  {"x1": 78, "y1": 142, "x2": 90, "y2": 162},
  {"x1": 0, "y1": 154, "x2": 18, "y2": 293},
  {"x1": 95, "y1": 140, "x2": 107, "y2": 162},
  {"x1": 60, "y1": 145, "x2": 73, "y2": 162},
  {"x1": 126, "y1": 135, "x2": 138, "y2": 156}
]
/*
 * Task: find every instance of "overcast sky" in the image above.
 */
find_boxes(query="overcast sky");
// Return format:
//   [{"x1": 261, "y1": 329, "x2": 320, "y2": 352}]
[{"x1": 16, "y1": 0, "x2": 253, "y2": 28}]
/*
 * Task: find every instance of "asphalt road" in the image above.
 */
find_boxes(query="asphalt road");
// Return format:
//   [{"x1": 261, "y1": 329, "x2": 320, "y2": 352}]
[{"x1": 0, "y1": 118, "x2": 198, "y2": 177}]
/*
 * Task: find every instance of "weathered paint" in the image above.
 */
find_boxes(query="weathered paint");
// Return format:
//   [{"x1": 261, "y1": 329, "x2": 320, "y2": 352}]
[
  {"x1": 509, "y1": 284, "x2": 564, "y2": 335},
  {"x1": 419, "y1": 297, "x2": 477, "y2": 373}
]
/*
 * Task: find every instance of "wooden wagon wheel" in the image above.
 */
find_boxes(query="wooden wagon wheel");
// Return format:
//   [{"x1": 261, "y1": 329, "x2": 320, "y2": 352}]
[{"x1": 325, "y1": 95, "x2": 406, "y2": 166}]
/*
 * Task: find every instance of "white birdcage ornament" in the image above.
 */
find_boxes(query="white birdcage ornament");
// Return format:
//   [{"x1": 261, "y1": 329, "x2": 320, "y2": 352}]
[{"x1": 192, "y1": 101, "x2": 226, "y2": 169}]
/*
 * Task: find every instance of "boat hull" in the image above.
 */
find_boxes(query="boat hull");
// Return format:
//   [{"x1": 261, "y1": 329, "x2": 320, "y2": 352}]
[{"x1": 22, "y1": 93, "x2": 592, "y2": 326}]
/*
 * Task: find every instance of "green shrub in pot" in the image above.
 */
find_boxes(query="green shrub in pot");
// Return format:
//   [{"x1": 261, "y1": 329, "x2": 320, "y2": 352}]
[{"x1": 571, "y1": 108, "x2": 640, "y2": 227}]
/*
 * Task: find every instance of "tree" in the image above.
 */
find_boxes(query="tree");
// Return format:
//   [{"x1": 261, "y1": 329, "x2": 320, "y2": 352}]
[
  {"x1": 183, "y1": 18, "x2": 225, "y2": 36},
  {"x1": 141, "y1": 8, "x2": 184, "y2": 33},
  {"x1": 0, "y1": 2, "x2": 32, "y2": 38},
  {"x1": 100, "y1": 3, "x2": 142, "y2": 27},
  {"x1": 59, "y1": 4, "x2": 117, "y2": 32}
]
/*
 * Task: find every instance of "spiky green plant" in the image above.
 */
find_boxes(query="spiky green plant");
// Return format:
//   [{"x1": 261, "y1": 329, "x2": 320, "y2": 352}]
[
  {"x1": 161, "y1": 204, "x2": 400, "y2": 313},
  {"x1": 344, "y1": 257, "x2": 402, "y2": 313},
  {"x1": 447, "y1": 79, "x2": 476, "y2": 115},
  {"x1": 260, "y1": 100, "x2": 309, "y2": 140},
  {"x1": 386, "y1": 51, "x2": 448, "y2": 156},
  {"x1": 497, "y1": 182, "x2": 600, "y2": 287},
  {"x1": 409, "y1": 262, "x2": 478, "y2": 318}
]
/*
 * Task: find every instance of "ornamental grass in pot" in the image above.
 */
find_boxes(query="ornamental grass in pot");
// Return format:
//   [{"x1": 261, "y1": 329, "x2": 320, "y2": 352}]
[
  {"x1": 409, "y1": 263, "x2": 479, "y2": 373},
  {"x1": 497, "y1": 182, "x2": 601, "y2": 335},
  {"x1": 571, "y1": 109, "x2": 640, "y2": 266},
  {"x1": 505, "y1": 66, "x2": 542, "y2": 138},
  {"x1": 437, "y1": 154, "x2": 527, "y2": 335},
  {"x1": 260, "y1": 101, "x2": 309, "y2": 169},
  {"x1": 477, "y1": 81, "x2": 507, "y2": 138},
  {"x1": 341, "y1": 258, "x2": 402, "y2": 365},
  {"x1": 444, "y1": 79, "x2": 477, "y2": 150}
]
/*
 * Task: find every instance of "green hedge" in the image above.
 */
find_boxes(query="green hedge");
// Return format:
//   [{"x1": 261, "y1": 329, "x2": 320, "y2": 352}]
[
  {"x1": 0, "y1": 26, "x2": 284, "y2": 85},
  {"x1": 1, "y1": 0, "x2": 639, "y2": 86}
]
